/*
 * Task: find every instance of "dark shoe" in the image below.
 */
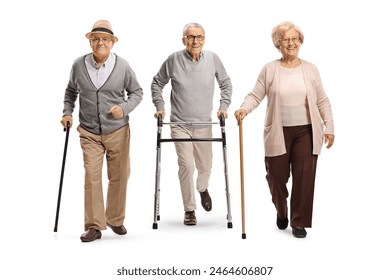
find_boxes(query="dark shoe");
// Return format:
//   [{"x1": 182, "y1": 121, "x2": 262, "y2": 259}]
[
  {"x1": 184, "y1": 211, "x2": 197, "y2": 225},
  {"x1": 80, "y1": 228, "x2": 102, "y2": 242},
  {"x1": 200, "y1": 189, "x2": 212, "y2": 211},
  {"x1": 276, "y1": 215, "x2": 289, "y2": 230},
  {"x1": 107, "y1": 223, "x2": 127, "y2": 235},
  {"x1": 292, "y1": 227, "x2": 307, "y2": 238}
]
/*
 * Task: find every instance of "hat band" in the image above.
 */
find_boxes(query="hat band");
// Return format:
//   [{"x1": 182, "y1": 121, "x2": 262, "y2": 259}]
[{"x1": 91, "y1": 27, "x2": 114, "y2": 35}]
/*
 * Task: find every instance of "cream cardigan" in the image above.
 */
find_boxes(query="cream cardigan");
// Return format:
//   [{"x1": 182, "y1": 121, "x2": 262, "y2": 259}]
[{"x1": 240, "y1": 59, "x2": 334, "y2": 156}]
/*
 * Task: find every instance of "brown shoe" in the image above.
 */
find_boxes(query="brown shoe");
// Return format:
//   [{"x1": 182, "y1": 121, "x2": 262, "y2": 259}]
[
  {"x1": 200, "y1": 189, "x2": 212, "y2": 211},
  {"x1": 184, "y1": 211, "x2": 197, "y2": 226},
  {"x1": 107, "y1": 223, "x2": 127, "y2": 235},
  {"x1": 80, "y1": 228, "x2": 102, "y2": 242}
]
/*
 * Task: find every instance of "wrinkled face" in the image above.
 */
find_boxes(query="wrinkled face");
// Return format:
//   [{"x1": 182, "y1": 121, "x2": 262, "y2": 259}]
[
  {"x1": 279, "y1": 29, "x2": 301, "y2": 59},
  {"x1": 89, "y1": 33, "x2": 114, "y2": 58},
  {"x1": 182, "y1": 27, "x2": 205, "y2": 59}
]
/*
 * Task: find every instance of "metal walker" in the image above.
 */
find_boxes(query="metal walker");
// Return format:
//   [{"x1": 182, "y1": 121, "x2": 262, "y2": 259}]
[{"x1": 152, "y1": 114, "x2": 233, "y2": 229}]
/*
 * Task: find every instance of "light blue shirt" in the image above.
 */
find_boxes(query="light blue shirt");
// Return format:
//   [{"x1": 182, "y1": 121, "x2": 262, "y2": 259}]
[{"x1": 85, "y1": 53, "x2": 116, "y2": 88}]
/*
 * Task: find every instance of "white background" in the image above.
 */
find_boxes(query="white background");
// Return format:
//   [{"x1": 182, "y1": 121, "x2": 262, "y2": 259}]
[{"x1": 1, "y1": 0, "x2": 389, "y2": 279}]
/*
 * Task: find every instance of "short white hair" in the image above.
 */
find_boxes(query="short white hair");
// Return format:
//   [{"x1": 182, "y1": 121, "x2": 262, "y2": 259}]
[
  {"x1": 182, "y1": 23, "x2": 205, "y2": 37},
  {"x1": 271, "y1": 21, "x2": 304, "y2": 49}
]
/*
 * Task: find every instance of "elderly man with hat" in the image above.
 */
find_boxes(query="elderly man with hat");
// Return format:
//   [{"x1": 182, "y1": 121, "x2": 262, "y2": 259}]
[{"x1": 61, "y1": 20, "x2": 143, "y2": 242}]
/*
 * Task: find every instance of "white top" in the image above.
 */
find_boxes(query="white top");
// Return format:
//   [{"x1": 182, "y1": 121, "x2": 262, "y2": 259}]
[{"x1": 279, "y1": 65, "x2": 311, "y2": 126}]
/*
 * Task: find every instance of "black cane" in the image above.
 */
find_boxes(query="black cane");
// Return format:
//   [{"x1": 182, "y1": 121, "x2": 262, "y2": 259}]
[{"x1": 54, "y1": 121, "x2": 70, "y2": 232}]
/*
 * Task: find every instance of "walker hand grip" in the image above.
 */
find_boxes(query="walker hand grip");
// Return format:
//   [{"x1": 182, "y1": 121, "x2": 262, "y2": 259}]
[
  {"x1": 219, "y1": 113, "x2": 225, "y2": 127},
  {"x1": 157, "y1": 114, "x2": 163, "y2": 127}
]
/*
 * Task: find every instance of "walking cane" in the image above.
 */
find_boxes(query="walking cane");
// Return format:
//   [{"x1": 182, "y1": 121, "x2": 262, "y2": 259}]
[
  {"x1": 54, "y1": 121, "x2": 70, "y2": 232},
  {"x1": 238, "y1": 117, "x2": 246, "y2": 239}
]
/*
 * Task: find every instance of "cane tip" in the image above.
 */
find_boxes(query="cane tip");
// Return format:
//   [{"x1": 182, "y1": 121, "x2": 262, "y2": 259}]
[{"x1": 242, "y1": 233, "x2": 246, "y2": 239}]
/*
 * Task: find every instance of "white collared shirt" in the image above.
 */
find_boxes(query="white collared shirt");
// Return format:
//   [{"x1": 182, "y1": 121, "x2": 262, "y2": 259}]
[{"x1": 85, "y1": 53, "x2": 116, "y2": 89}]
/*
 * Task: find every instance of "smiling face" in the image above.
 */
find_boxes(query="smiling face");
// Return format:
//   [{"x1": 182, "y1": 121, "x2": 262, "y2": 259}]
[
  {"x1": 89, "y1": 33, "x2": 114, "y2": 63},
  {"x1": 279, "y1": 29, "x2": 301, "y2": 60},
  {"x1": 182, "y1": 27, "x2": 205, "y2": 61}
]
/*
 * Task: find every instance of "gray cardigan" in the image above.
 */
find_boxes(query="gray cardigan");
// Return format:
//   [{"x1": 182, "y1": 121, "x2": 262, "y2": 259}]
[{"x1": 63, "y1": 54, "x2": 143, "y2": 135}]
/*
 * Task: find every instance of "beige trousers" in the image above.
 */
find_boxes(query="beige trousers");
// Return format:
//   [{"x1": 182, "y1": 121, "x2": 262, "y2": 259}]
[
  {"x1": 171, "y1": 125, "x2": 212, "y2": 211},
  {"x1": 78, "y1": 124, "x2": 130, "y2": 231}
]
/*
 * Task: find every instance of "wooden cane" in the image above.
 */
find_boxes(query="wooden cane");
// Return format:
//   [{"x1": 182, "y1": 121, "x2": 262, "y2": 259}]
[{"x1": 239, "y1": 117, "x2": 246, "y2": 239}]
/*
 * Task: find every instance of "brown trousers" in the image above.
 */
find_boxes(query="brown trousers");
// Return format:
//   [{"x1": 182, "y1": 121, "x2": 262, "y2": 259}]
[
  {"x1": 78, "y1": 124, "x2": 130, "y2": 231},
  {"x1": 265, "y1": 124, "x2": 318, "y2": 228}
]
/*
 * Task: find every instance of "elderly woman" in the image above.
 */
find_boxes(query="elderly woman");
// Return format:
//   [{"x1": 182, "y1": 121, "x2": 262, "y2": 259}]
[{"x1": 235, "y1": 21, "x2": 334, "y2": 238}]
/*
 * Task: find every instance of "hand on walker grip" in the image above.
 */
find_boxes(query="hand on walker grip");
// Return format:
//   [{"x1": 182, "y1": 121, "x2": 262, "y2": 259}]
[{"x1": 154, "y1": 110, "x2": 166, "y2": 120}]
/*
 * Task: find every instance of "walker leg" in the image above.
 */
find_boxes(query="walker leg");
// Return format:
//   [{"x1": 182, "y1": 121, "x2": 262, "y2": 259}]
[
  {"x1": 153, "y1": 150, "x2": 161, "y2": 229},
  {"x1": 223, "y1": 145, "x2": 233, "y2": 228},
  {"x1": 220, "y1": 118, "x2": 233, "y2": 229},
  {"x1": 153, "y1": 122, "x2": 163, "y2": 229}
]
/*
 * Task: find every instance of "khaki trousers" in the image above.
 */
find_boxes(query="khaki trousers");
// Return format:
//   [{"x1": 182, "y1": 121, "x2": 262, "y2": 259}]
[
  {"x1": 265, "y1": 125, "x2": 318, "y2": 228},
  {"x1": 171, "y1": 125, "x2": 212, "y2": 211},
  {"x1": 78, "y1": 124, "x2": 130, "y2": 231}
]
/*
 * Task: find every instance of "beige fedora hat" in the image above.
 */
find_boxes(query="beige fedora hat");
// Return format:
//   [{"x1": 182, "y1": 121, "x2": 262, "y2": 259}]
[{"x1": 85, "y1": 20, "x2": 118, "y2": 42}]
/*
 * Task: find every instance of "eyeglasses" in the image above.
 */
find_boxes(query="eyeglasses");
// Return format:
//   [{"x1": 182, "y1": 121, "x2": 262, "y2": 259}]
[
  {"x1": 90, "y1": 37, "x2": 112, "y2": 44},
  {"x1": 282, "y1": 37, "x2": 300, "y2": 44},
  {"x1": 184, "y1": 35, "x2": 205, "y2": 42}
]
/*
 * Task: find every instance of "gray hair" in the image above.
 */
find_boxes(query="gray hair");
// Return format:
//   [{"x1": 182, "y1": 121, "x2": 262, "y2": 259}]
[
  {"x1": 271, "y1": 21, "x2": 304, "y2": 49},
  {"x1": 182, "y1": 23, "x2": 205, "y2": 37}
]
